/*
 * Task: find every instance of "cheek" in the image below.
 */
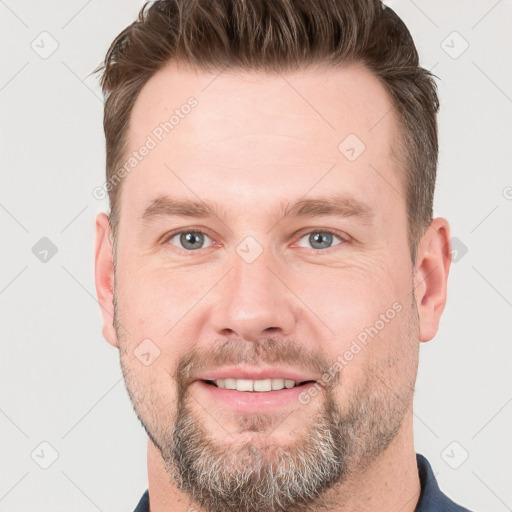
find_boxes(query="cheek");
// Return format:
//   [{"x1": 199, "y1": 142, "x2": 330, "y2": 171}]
[
  {"x1": 115, "y1": 268, "x2": 183, "y2": 411},
  {"x1": 323, "y1": 306, "x2": 417, "y2": 412},
  {"x1": 120, "y1": 349, "x2": 179, "y2": 433},
  {"x1": 290, "y1": 255, "x2": 409, "y2": 339},
  {"x1": 114, "y1": 260, "x2": 221, "y2": 372},
  {"x1": 116, "y1": 259, "x2": 197, "y2": 330},
  {"x1": 288, "y1": 257, "x2": 414, "y2": 386}
]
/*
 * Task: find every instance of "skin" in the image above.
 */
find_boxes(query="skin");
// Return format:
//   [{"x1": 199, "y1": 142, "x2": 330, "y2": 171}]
[{"x1": 95, "y1": 61, "x2": 451, "y2": 512}]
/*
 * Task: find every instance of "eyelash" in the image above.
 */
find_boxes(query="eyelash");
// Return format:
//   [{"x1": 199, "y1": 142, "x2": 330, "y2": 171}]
[{"x1": 161, "y1": 228, "x2": 349, "y2": 253}]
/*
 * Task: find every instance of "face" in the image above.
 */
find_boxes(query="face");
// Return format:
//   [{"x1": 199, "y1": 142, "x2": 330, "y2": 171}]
[{"x1": 95, "y1": 61, "x2": 450, "y2": 512}]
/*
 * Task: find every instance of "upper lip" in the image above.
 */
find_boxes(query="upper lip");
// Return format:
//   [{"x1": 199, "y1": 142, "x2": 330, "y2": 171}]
[{"x1": 193, "y1": 366, "x2": 319, "y2": 383}]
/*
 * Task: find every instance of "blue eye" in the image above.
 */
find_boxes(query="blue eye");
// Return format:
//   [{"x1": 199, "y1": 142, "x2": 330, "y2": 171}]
[
  {"x1": 168, "y1": 231, "x2": 213, "y2": 251},
  {"x1": 297, "y1": 231, "x2": 343, "y2": 250}
]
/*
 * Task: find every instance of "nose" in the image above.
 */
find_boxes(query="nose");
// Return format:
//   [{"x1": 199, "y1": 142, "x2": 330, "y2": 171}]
[{"x1": 209, "y1": 252, "x2": 298, "y2": 341}]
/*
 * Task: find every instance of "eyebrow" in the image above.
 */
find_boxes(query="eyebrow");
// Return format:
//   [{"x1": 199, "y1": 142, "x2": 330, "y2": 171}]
[
  {"x1": 139, "y1": 193, "x2": 375, "y2": 226},
  {"x1": 281, "y1": 195, "x2": 374, "y2": 220}
]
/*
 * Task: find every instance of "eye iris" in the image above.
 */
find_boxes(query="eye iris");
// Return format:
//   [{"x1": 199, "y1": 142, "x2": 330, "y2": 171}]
[
  {"x1": 309, "y1": 232, "x2": 333, "y2": 249},
  {"x1": 180, "y1": 232, "x2": 204, "y2": 250}
]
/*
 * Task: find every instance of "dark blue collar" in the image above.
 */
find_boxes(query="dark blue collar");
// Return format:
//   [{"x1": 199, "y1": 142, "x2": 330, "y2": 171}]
[
  {"x1": 133, "y1": 454, "x2": 474, "y2": 512},
  {"x1": 133, "y1": 487, "x2": 149, "y2": 512},
  {"x1": 415, "y1": 453, "x2": 472, "y2": 511}
]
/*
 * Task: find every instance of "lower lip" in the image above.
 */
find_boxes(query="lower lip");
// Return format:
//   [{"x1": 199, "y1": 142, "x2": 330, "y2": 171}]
[{"x1": 195, "y1": 380, "x2": 318, "y2": 413}]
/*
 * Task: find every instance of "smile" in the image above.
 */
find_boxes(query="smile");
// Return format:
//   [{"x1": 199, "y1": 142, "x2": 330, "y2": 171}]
[{"x1": 205, "y1": 378, "x2": 313, "y2": 392}]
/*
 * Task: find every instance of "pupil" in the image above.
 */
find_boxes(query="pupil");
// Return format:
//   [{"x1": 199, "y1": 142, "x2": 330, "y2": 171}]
[
  {"x1": 181, "y1": 232, "x2": 203, "y2": 249},
  {"x1": 310, "y1": 232, "x2": 332, "y2": 249}
]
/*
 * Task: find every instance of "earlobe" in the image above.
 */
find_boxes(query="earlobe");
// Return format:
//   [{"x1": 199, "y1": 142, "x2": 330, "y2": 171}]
[
  {"x1": 413, "y1": 218, "x2": 452, "y2": 343},
  {"x1": 94, "y1": 212, "x2": 119, "y2": 348}
]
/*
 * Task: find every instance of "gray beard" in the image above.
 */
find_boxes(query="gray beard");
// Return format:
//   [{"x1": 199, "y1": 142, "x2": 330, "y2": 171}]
[
  {"x1": 164, "y1": 392, "x2": 346, "y2": 512},
  {"x1": 149, "y1": 376, "x2": 407, "y2": 512}
]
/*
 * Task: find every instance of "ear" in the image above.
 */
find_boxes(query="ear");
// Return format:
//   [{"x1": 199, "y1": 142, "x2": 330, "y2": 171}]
[
  {"x1": 94, "y1": 212, "x2": 119, "y2": 348},
  {"x1": 413, "y1": 218, "x2": 452, "y2": 343}
]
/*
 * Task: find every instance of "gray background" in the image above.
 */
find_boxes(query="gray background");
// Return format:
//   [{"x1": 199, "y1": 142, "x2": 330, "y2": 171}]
[{"x1": 1, "y1": 0, "x2": 511, "y2": 510}]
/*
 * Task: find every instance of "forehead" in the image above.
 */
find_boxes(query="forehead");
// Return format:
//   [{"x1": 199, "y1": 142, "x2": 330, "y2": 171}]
[{"x1": 121, "y1": 61, "x2": 401, "y2": 221}]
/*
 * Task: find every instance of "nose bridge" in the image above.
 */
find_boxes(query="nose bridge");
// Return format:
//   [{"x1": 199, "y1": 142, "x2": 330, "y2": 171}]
[{"x1": 210, "y1": 248, "x2": 297, "y2": 340}]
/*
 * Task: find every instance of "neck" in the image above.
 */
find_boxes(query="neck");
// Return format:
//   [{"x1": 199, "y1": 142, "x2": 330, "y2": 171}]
[{"x1": 146, "y1": 412, "x2": 420, "y2": 512}]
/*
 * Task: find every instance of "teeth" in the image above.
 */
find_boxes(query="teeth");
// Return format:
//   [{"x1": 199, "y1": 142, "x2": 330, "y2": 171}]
[
  {"x1": 254, "y1": 379, "x2": 272, "y2": 392},
  {"x1": 213, "y1": 378, "x2": 299, "y2": 392},
  {"x1": 236, "y1": 379, "x2": 254, "y2": 392},
  {"x1": 272, "y1": 378, "x2": 284, "y2": 390},
  {"x1": 284, "y1": 379, "x2": 295, "y2": 388},
  {"x1": 224, "y1": 378, "x2": 236, "y2": 390}
]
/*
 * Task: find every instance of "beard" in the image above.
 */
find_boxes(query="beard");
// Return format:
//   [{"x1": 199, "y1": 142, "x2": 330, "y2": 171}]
[
  {"x1": 165, "y1": 387, "x2": 347, "y2": 512},
  {"x1": 115, "y1": 300, "x2": 418, "y2": 512}
]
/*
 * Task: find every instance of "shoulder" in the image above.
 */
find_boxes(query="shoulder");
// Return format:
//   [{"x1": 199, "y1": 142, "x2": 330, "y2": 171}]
[
  {"x1": 416, "y1": 454, "x2": 475, "y2": 512},
  {"x1": 133, "y1": 489, "x2": 149, "y2": 512}
]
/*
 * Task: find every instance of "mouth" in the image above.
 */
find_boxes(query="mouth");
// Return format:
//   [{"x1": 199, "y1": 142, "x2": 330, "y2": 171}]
[
  {"x1": 202, "y1": 378, "x2": 315, "y2": 392},
  {"x1": 194, "y1": 372, "x2": 320, "y2": 413}
]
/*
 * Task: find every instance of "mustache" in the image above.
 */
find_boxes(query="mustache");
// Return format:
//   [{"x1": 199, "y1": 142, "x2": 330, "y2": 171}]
[{"x1": 174, "y1": 338, "x2": 333, "y2": 383}]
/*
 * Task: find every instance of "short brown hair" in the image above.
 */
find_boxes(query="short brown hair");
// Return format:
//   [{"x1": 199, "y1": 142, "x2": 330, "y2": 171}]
[{"x1": 96, "y1": 0, "x2": 439, "y2": 261}]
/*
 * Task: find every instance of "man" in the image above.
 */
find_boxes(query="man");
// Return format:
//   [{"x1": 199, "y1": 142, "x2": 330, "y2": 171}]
[{"x1": 94, "y1": 1, "x2": 473, "y2": 511}]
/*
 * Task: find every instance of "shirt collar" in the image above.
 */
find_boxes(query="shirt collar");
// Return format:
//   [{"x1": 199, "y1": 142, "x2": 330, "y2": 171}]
[{"x1": 415, "y1": 453, "x2": 472, "y2": 511}]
